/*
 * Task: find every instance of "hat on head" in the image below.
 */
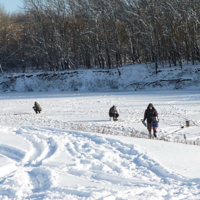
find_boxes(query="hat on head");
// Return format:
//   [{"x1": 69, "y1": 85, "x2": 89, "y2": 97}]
[{"x1": 148, "y1": 103, "x2": 153, "y2": 107}]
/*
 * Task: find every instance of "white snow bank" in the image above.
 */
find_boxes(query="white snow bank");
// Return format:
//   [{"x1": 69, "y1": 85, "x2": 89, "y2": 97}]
[{"x1": 0, "y1": 64, "x2": 200, "y2": 92}]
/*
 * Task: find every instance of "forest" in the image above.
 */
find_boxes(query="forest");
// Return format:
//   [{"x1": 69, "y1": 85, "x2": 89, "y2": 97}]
[{"x1": 0, "y1": 0, "x2": 200, "y2": 73}]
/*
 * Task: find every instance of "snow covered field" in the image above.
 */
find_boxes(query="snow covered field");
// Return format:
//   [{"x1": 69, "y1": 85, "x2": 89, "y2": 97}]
[{"x1": 0, "y1": 90, "x2": 200, "y2": 199}]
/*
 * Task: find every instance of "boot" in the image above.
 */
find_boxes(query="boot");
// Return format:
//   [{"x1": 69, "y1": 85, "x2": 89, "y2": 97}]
[
  {"x1": 153, "y1": 131, "x2": 157, "y2": 138},
  {"x1": 148, "y1": 131, "x2": 152, "y2": 139}
]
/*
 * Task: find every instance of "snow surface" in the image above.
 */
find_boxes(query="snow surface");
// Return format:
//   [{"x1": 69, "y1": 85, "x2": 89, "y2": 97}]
[{"x1": 0, "y1": 90, "x2": 200, "y2": 199}]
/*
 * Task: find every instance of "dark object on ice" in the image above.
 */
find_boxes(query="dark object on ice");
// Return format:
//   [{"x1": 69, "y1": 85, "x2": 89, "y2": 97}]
[{"x1": 186, "y1": 120, "x2": 190, "y2": 127}]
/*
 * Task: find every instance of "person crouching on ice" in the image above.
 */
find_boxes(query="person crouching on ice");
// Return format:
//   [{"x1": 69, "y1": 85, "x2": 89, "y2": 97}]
[
  {"x1": 143, "y1": 103, "x2": 158, "y2": 138},
  {"x1": 33, "y1": 101, "x2": 42, "y2": 114},
  {"x1": 109, "y1": 105, "x2": 119, "y2": 121}
]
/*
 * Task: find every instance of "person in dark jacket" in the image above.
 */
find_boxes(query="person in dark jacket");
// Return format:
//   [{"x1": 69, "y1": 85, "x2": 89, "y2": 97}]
[
  {"x1": 33, "y1": 101, "x2": 42, "y2": 114},
  {"x1": 143, "y1": 103, "x2": 158, "y2": 138},
  {"x1": 109, "y1": 105, "x2": 119, "y2": 121}
]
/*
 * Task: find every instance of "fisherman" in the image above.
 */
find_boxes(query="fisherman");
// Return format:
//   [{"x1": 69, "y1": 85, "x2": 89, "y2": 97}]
[
  {"x1": 33, "y1": 101, "x2": 42, "y2": 114},
  {"x1": 143, "y1": 103, "x2": 158, "y2": 138},
  {"x1": 109, "y1": 105, "x2": 119, "y2": 121}
]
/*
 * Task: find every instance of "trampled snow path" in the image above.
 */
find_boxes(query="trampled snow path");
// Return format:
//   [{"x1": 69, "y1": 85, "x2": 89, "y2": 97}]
[
  {"x1": 0, "y1": 126, "x2": 200, "y2": 199},
  {"x1": 0, "y1": 90, "x2": 200, "y2": 199}
]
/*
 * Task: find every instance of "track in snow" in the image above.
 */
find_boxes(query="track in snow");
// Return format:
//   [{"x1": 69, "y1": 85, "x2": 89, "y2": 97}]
[{"x1": 0, "y1": 126, "x2": 199, "y2": 199}]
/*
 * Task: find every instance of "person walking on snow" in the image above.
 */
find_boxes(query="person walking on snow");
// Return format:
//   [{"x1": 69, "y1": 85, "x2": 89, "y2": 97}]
[
  {"x1": 109, "y1": 105, "x2": 119, "y2": 121},
  {"x1": 33, "y1": 101, "x2": 42, "y2": 114},
  {"x1": 143, "y1": 103, "x2": 158, "y2": 138}
]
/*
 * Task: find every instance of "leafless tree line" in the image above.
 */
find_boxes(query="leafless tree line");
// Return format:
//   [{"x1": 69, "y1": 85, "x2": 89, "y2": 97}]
[{"x1": 0, "y1": 0, "x2": 200, "y2": 73}]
